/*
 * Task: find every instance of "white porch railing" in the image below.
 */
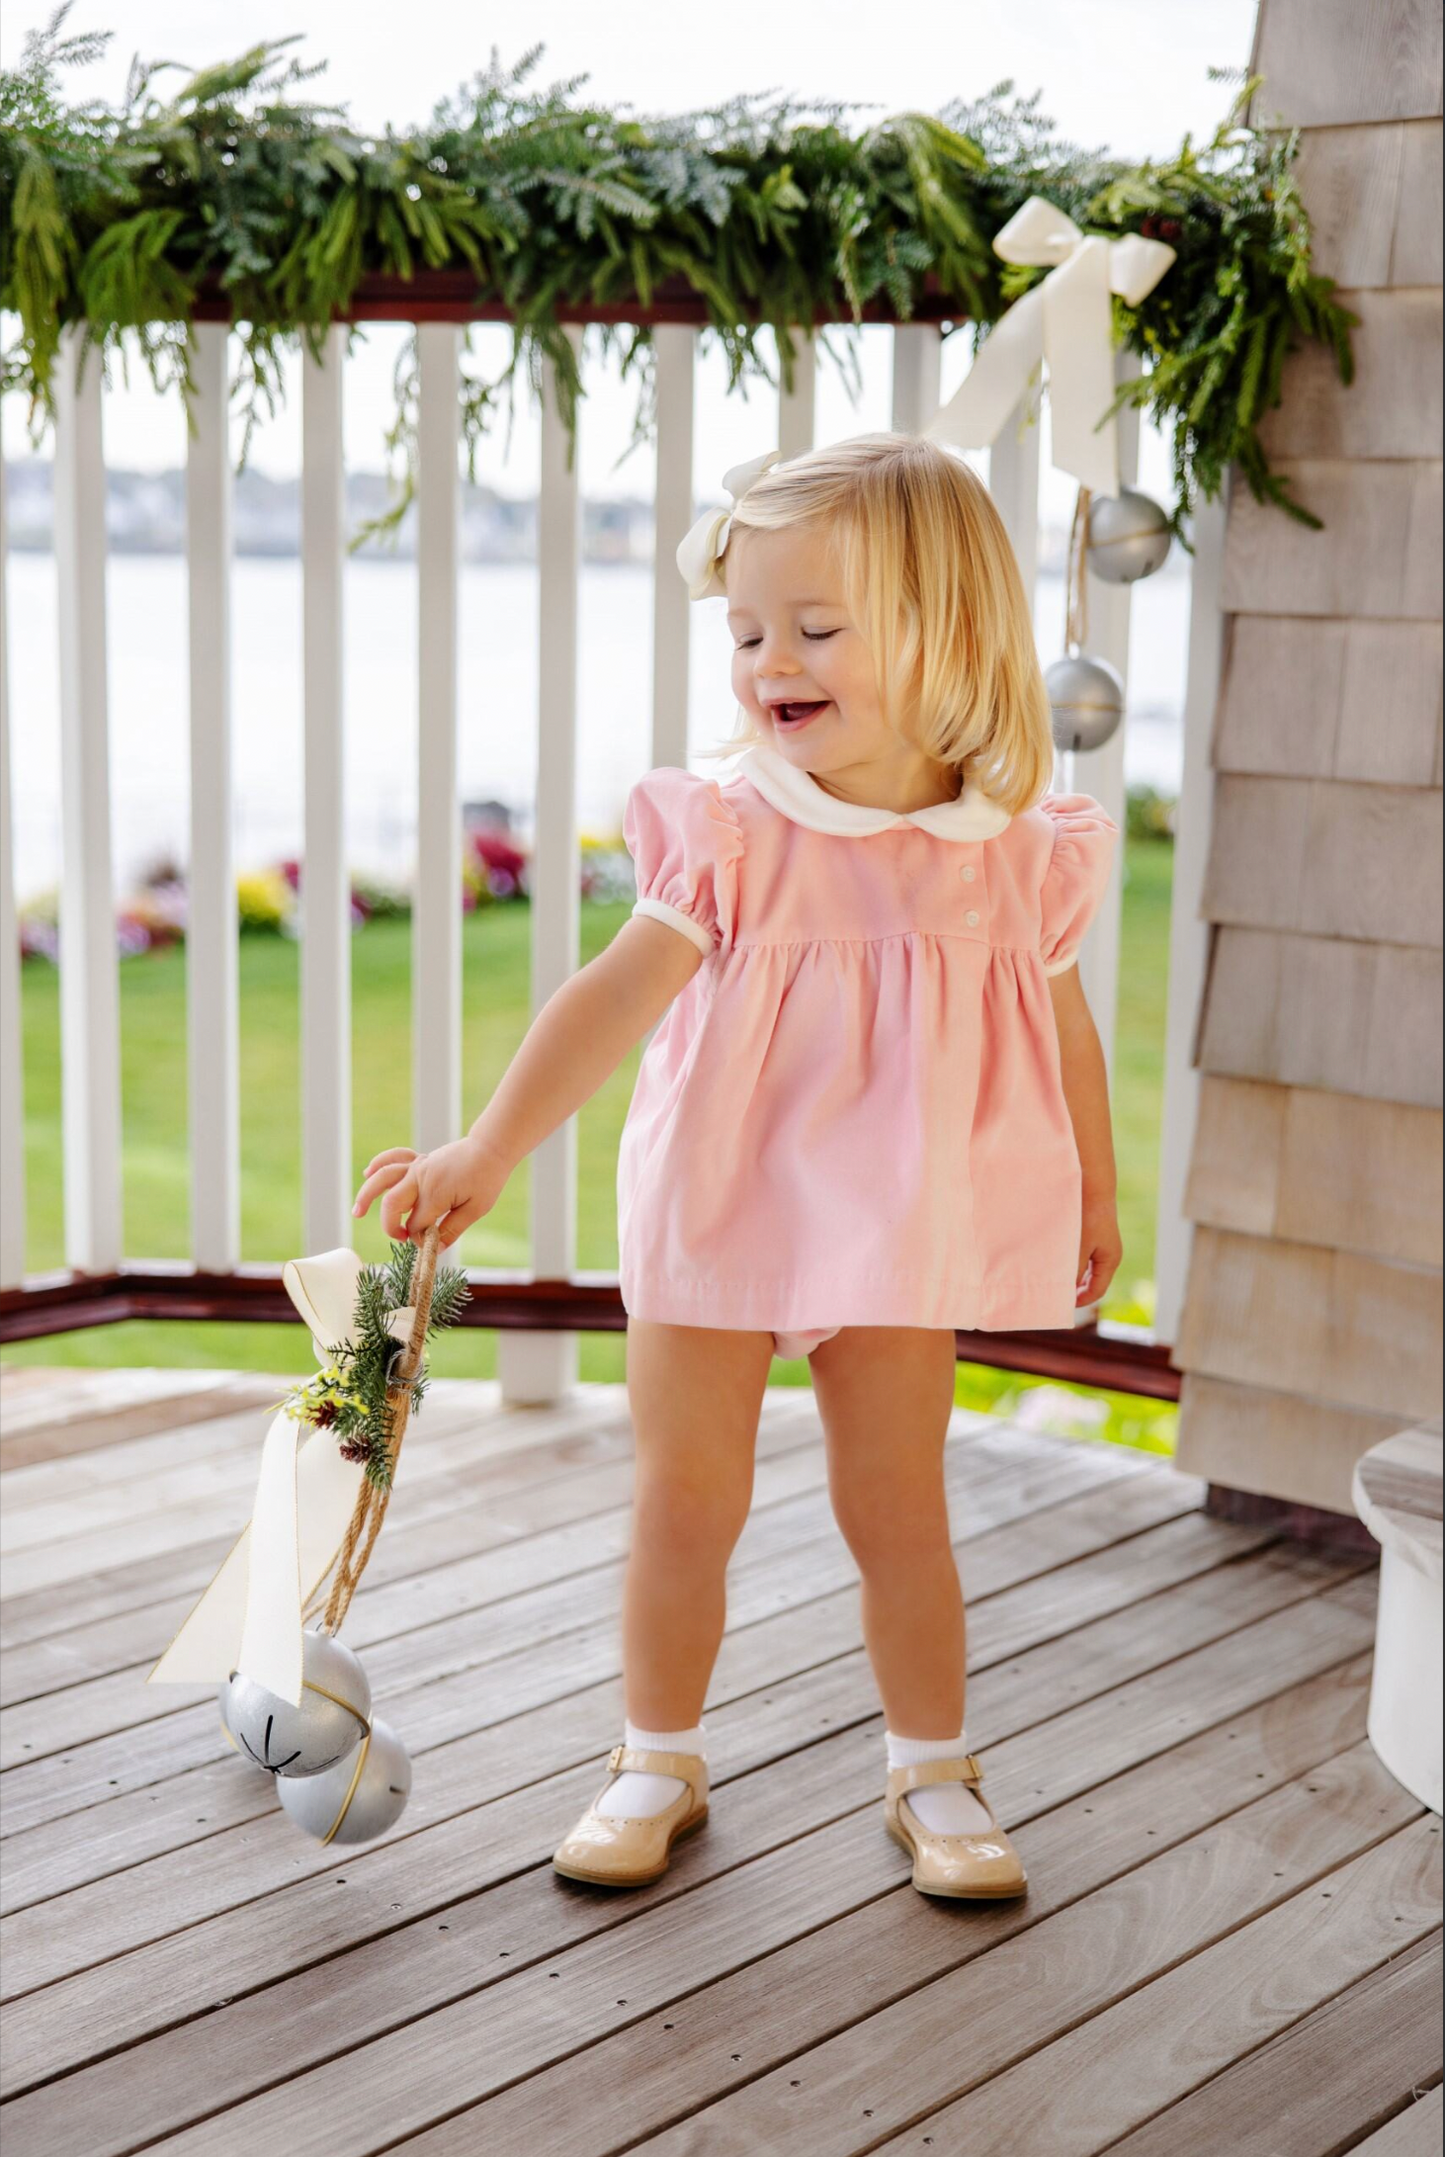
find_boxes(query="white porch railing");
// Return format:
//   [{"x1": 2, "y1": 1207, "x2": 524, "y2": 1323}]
[{"x1": 0, "y1": 312, "x2": 1223, "y2": 1397}]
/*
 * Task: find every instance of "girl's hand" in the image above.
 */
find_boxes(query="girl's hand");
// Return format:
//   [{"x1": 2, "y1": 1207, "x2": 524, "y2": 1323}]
[
  {"x1": 352, "y1": 1135, "x2": 509, "y2": 1250},
  {"x1": 1077, "y1": 1189, "x2": 1123, "y2": 1309}
]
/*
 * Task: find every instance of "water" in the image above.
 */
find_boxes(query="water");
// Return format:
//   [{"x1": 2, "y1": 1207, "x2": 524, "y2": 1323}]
[{"x1": 5, "y1": 551, "x2": 1190, "y2": 902}]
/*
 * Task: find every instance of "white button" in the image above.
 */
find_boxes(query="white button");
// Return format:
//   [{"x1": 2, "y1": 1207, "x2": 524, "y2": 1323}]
[
  {"x1": 966, "y1": 909, "x2": 981, "y2": 927},
  {"x1": 960, "y1": 865, "x2": 977, "y2": 882}
]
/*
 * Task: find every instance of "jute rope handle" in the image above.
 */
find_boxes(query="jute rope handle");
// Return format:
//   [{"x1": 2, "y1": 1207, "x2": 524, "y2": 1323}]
[
  {"x1": 319, "y1": 1220, "x2": 442, "y2": 1636},
  {"x1": 1065, "y1": 482, "x2": 1092, "y2": 655}
]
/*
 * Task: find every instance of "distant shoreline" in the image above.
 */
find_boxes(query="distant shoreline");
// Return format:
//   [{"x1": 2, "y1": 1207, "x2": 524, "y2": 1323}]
[{"x1": 1, "y1": 457, "x2": 1094, "y2": 574}]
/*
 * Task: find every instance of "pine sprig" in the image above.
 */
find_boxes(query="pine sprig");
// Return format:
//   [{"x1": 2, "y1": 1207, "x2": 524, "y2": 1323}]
[
  {"x1": 275, "y1": 1237, "x2": 470, "y2": 1491},
  {"x1": 2, "y1": 15, "x2": 1358, "y2": 536}
]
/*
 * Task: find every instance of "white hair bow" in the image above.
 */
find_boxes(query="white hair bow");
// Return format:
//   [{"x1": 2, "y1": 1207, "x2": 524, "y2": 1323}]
[
  {"x1": 924, "y1": 195, "x2": 1176, "y2": 497},
  {"x1": 675, "y1": 446, "x2": 783, "y2": 600}
]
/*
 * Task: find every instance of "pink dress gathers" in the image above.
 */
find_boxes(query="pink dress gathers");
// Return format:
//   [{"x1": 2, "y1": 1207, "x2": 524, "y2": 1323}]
[{"x1": 615, "y1": 738, "x2": 1120, "y2": 1355}]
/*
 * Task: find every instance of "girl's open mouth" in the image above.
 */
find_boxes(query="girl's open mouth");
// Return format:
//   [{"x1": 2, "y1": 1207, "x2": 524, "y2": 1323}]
[{"x1": 773, "y1": 700, "x2": 831, "y2": 727}]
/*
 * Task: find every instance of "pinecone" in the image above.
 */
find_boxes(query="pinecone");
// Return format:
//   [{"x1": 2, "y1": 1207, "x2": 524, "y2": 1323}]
[
  {"x1": 311, "y1": 1397, "x2": 341, "y2": 1429},
  {"x1": 338, "y1": 1437, "x2": 371, "y2": 1464}
]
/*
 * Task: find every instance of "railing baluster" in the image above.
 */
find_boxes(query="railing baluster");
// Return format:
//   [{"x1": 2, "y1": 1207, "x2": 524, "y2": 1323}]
[
  {"x1": 0, "y1": 460, "x2": 25, "y2": 1287},
  {"x1": 499, "y1": 328, "x2": 583, "y2": 1405},
  {"x1": 414, "y1": 324, "x2": 463, "y2": 1149},
  {"x1": 1154, "y1": 485, "x2": 1228, "y2": 1341},
  {"x1": 53, "y1": 328, "x2": 123, "y2": 1273},
  {"x1": 988, "y1": 387, "x2": 1043, "y2": 617},
  {"x1": 185, "y1": 322, "x2": 240, "y2": 1271},
  {"x1": 778, "y1": 326, "x2": 817, "y2": 457},
  {"x1": 1066, "y1": 351, "x2": 1140, "y2": 1085},
  {"x1": 890, "y1": 324, "x2": 942, "y2": 435},
  {"x1": 651, "y1": 325, "x2": 695, "y2": 768},
  {"x1": 300, "y1": 327, "x2": 352, "y2": 1253}
]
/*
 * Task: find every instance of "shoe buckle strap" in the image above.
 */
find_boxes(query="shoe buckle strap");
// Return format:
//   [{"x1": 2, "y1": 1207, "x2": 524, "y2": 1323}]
[
  {"x1": 606, "y1": 1742, "x2": 706, "y2": 1784},
  {"x1": 895, "y1": 1752, "x2": 984, "y2": 1790}
]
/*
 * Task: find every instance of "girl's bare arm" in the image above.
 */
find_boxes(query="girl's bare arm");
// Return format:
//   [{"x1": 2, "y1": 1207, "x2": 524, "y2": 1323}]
[
  {"x1": 353, "y1": 917, "x2": 704, "y2": 1245},
  {"x1": 1047, "y1": 963, "x2": 1123, "y2": 1307}
]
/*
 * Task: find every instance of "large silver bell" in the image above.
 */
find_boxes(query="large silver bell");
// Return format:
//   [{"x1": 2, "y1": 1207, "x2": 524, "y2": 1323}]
[
  {"x1": 1045, "y1": 652, "x2": 1125, "y2": 754},
  {"x1": 1086, "y1": 489, "x2": 1172, "y2": 584},
  {"x1": 279, "y1": 1717, "x2": 413, "y2": 1844},
  {"x1": 219, "y1": 1627, "x2": 372, "y2": 1779}
]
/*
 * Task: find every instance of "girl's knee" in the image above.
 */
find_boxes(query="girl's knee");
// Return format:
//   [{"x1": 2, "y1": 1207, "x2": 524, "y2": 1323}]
[
  {"x1": 832, "y1": 1494, "x2": 952, "y2": 1573},
  {"x1": 633, "y1": 1473, "x2": 752, "y2": 1562}
]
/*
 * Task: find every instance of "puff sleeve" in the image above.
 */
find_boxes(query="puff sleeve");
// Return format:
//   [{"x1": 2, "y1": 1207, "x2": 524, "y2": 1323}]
[
  {"x1": 1037, "y1": 793, "x2": 1121, "y2": 975},
  {"x1": 623, "y1": 766, "x2": 744, "y2": 956}
]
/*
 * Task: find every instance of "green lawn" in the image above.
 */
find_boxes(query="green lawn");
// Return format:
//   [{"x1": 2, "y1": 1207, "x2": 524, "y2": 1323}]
[{"x1": 6, "y1": 838, "x2": 1178, "y2": 1451}]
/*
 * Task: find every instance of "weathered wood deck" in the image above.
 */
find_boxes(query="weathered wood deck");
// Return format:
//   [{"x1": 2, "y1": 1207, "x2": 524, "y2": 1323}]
[{"x1": 0, "y1": 1364, "x2": 1439, "y2": 2156}]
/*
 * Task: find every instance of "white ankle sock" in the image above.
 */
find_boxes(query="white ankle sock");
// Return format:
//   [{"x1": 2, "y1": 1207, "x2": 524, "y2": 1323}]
[
  {"x1": 593, "y1": 1719, "x2": 706, "y2": 1820},
  {"x1": 886, "y1": 1726, "x2": 993, "y2": 1834}
]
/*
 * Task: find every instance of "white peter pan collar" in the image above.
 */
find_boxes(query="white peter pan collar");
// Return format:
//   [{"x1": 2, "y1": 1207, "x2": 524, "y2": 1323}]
[{"x1": 735, "y1": 738, "x2": 1012, "y2": 841}]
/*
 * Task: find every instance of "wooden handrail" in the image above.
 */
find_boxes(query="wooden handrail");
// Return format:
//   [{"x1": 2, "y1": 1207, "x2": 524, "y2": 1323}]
[
  {"x1": 0, "y1": 1264, "x2": 1182, "y2": 1399},
  {"x1": 189, "y1": 269, "x2": 969, "y2": 329}
]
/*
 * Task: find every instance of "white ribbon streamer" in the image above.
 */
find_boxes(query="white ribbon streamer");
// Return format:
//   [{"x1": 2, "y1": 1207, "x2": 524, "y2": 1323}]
[
  {"x1": 147, "y1": 1249, "x2": 416, "y2": 1699},
  {"x1": 675, "y1": 445, "x2": 783, "y2": 600},
  {"x1": 924, "y1": 195, "x2": 1176, "y2": 497}
]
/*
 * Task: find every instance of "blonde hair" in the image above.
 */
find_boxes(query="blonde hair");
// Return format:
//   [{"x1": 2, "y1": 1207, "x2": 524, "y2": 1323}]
[{"x1": 698, "y1": 431, "x2": 1055, "y2": 817}]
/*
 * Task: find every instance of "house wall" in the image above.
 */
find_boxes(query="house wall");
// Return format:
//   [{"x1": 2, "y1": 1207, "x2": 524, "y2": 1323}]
[{"x1": 1172, "y1": 0, "x2": 1444, "y2": 1517}]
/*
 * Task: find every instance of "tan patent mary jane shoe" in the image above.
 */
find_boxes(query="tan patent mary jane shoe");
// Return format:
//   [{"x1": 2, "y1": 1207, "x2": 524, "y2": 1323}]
[
  {"x1": 551, "y1": 1744, "x2": 710, "y2": 1887},
  {"x1": 884, "y1": 1753, "x2": 1028, "y2": 1900}
]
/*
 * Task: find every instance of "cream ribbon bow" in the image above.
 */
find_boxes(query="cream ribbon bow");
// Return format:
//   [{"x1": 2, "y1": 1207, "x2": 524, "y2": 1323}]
[
  {"x1": 676, "y1": 445, "x2": 783, "y2": 600},
  {"x1": 924, "y1": 196, "x2": 1176, "y2": 498},
  {"x1": 147, "y1": 1249, "x2": 416, "y2": 1702}
]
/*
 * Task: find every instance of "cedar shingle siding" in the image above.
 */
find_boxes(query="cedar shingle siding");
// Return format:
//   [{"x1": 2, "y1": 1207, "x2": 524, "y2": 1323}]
[{"x1": 1172, "y1": 0, "x2": 1444, "y2": 1515}]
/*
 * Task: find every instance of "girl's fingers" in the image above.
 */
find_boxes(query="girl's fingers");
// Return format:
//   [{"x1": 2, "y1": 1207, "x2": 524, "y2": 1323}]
[
  {"x1": 353, "y1": 1160, "x2": 411, "y2": 1218},
  {"x1": 379, "y1": 1167, "x2": 422, "y2": 1240},
  {"x1": 436, "y1": 1199, "x2": 484, "y2": 1249},
  {"x1": 1076, "y1": 1249, "x2": 1118, "y2": 1305},
  {"x1": 362, "y1": 1146, "x2": 417, "y2": 1179}
]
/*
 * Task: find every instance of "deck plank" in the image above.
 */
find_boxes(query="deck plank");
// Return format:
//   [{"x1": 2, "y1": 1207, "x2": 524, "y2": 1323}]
[
  {"x1": 0, "y1": 1369, "x2": 272, "y2": 1470},
  {"x1": 0, "y1": 1410, "x2": 851, "y2": 1754},
  {"x1": 0, "y1": 1382, "x2": 289, "y2": 1499},
  {"x1": 857, "y1": 1821, "x2": 1439, "y2": 2157},
  {"x1": 0, "y1": 1411, "x2": 828, "y2": 1709},
  {"x1": 0, "y1": 1389, "x2": 806, "y2": 1652},
  {"x1": 13, "y1": 1640, "x2": 1376, "y2": 2156},
  {"x1": 0, "y1": 1385, "x2": 641, "y2": 1597},
  {"x1": 340, "y1": 1651, "x2": 1388, "y2": 2157},
  {"x1": 47, "y1": 1744, "x2": 1431, "y2": 2157},
  {"x1": 0, "y1": 1370, "x2": 1429, "y2": 2157},
  {"x1": 0, "y1": 1425, "x2": 1143, "y2": 1829},
  {"x1": 0, "y1": 1393, "x2": 651, "y2": 1653},
  {"x1": 1351, "y1": 2087, "x2": 1445, "y2": 2155},
  {"x1": 0, "y1": 1646, "x2": 1385, "y2": 2154},
  {"x1": 0, "y1": 1554, "x2": 1373, "y2": 2090},
  {"x1": 0, "y1": 1443, "x2": 1205, "y2": 1991},
  {"x1": 2, "y1": 1459, "x2": 1202, "y2": 1913},
  {"x1": 1101, "y1": 1931, "x2": 1442, "y2": 2155}
]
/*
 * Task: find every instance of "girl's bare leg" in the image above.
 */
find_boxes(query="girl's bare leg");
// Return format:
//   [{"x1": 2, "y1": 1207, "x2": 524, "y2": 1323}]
[
  {"x1": 808, "y1": 1325, "x2": 993, "y2": 1831},
  {"x1": 608, "y1": 1320, "x2": 774, "y2": 1811}
]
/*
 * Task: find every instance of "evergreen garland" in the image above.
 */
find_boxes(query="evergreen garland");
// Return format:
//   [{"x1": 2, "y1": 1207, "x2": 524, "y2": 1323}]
[
  {"x1": 2, "y1": 9, "x2": 1358, "y2": 537},
  {"x1": 276, "y1": 1237, "x2": 471, "y2": 1491}
]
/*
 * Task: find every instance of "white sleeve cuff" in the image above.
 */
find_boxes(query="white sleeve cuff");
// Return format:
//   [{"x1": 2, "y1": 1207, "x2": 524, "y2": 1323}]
[
  {"x1": 632, "y1": 897, "x2": 715, "y2": 956},
  {"x1": 1042, "y1": 952, "x2": 1079, "y2": 976}
]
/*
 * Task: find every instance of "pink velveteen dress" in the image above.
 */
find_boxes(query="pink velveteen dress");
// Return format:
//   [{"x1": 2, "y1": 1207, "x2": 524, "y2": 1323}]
[{"x1": 616, "y1": 737, "x2": 1120, "y2": 1359}]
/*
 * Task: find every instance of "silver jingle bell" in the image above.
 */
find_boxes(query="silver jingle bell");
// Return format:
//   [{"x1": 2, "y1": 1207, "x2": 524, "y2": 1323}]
[
  {"x1": 1086, "y1": 489, "x2": 1172, "y2": 585},
  {"x1": 219, "y1": 1626, "x2": 372, "y2": 1779},
  {"x1": 218, "y1": 1684, "x2": 271, "y2": 1771},
  {"x1": 278, "y1": 1717, "x2": 413, "y2": 1845},
  {"x1": 1045, "y1": 652, "x2": 1125, "y2": 754}
]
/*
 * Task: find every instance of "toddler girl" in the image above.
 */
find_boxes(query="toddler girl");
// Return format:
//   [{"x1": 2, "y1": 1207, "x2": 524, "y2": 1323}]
[{"x1": 353, "y1": 432, "x2": 1121, "y2": 1899}]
